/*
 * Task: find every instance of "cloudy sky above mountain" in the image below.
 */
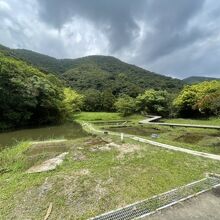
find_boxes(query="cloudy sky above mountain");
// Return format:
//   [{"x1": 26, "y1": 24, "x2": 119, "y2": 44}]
[{"x1": 0, "y1": 0, "x2": 220, "y2": 78}]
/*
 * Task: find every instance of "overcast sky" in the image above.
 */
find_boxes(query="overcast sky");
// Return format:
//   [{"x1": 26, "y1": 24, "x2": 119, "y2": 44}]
[{"x1": 0, "y1": 0, "x2": 220, "y2": 78}]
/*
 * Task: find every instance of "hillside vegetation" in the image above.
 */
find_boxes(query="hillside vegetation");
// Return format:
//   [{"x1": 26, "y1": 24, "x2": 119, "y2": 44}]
[
  {"x1": 0, "y1": 51, "x2": 83, "y2": 130},
  {"x1": 0, "y1": 44, "x2": 184, "y2": 94},
  {"x1": 0, "y1": 44, "x2": 185, "y2": 112},
  {"x1": 1, "y1": 43, "x2": 219, "y2": 121},
  {"x1": 62, "y1": 56, "x2": 183, "y2": 95},
  {"x1": 174, "y1": 80, "x2": 220, "y2": 117}
]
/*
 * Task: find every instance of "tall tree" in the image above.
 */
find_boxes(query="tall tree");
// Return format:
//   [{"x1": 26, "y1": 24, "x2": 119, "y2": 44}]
[
  {"x1": 114, "y1": 95, "x2": 136, "y2": 116},
  {"x1": 174, "y1": 80, "x2": 220, "y2": 117},
  {"x1": 136, "y1": 89, "x2": 170, "y2": 116}
]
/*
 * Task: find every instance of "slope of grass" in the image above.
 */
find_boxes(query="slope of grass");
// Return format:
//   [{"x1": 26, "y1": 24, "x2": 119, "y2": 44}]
[{"x1": 1, "y1": 135, "x2": 220, "y2": 219}]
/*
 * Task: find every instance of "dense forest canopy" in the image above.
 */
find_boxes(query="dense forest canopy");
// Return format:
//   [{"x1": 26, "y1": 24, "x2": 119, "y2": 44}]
[
  {"x1": 62, "y1": 56, "x2": 183, "y2": 95},
  {"x1": 0, "y1": 52, "x2": 82, "y2": 130},
  {"x1": 0, "y1": 44, "x2": 186, "y2": 112},
  {"x1": 0, "y1": 44, "x2": 184, "y2": 92}
]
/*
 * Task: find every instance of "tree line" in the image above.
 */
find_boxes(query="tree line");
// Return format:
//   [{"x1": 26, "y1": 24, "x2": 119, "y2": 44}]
[
  {"x1": 1, "y1": 50, "x2": 219, "y2": 130},
  {"x1": 114, "y1": 80, "x2": 220, "y2": 117}
]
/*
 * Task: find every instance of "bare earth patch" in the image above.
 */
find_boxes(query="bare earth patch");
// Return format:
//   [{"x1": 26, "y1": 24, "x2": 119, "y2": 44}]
[
  {"x1": 90, "y1": 141, "x2": 142, "y2": 159},
  {"x1": 26, "y1": 152, "x2": 69, "y2": 173},
  {"x1": 105, "y1": 142, "x2": 141, "y2": 159}
]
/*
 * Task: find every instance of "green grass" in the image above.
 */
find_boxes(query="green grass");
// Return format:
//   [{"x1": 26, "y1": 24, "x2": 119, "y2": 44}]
[
  {"x1": 74, "y1": 112, "x2": 145, "y2": 123},
  {"x1": 1, "y1": 134, "x2": 220, "y2": 219},
  {"x1": 154, "y1": 127, "x2": 220, "y2": 155},
  {"x1": 108, "y1": 124, "x2": 220, "y2": 155},
  {"x1": 164, "y1": 117, "x2": 220, "y2": 126},
  {"x1": 74, "y1": 112, "x2": 122, "y2": 121}
]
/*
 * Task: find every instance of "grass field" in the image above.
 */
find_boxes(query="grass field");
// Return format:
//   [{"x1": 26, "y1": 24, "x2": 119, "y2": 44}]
[
  {"x1": 74, "y1": 112, "x2": 145, "y2": 123},
  {"x1": 74, "y1": 112, "x2": 122, "y2": 121},
  {"x1": 108, "y1": 124, "x2": 220, "y2": 155},
  {"x1": 1, "y1": 133, "x2": 220, "y2": 219},
  {"x1": 163, "y1": 117, "x2": 220, "y2": 126},
  {"x1": 1, "y1": 113, "x2": 220, "y2": 219}
]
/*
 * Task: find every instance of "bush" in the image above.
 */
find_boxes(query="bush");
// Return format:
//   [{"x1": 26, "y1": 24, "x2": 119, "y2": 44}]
[
  {"x1": 174, "y1": 81, "x2": 220, "y2": 117},
  {"x1": 63, "y1": 88, "x2": 84, "y2": 118},
  {"x1": 114, "y1": 95, "x2": 136, "y2": 116},
  {"x1": 136, "y1": 89, "x2": 171, "y2": 116},
  {"x1": 82, "y1": 89, "x2": 103, "y2": 112},
  {"x1": 0, "y1": 55, "x2": 84, "y2": 129}
]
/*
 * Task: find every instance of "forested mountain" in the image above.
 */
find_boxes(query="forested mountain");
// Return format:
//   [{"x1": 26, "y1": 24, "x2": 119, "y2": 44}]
[
  {"x1": 0, "y1": 44, "x2": 184, "y2": 96},
  {"x1": 9, "y1": 49, "x2": 83, "y2": 75},
  {"x1": 183, "y1": 76, "x2": 219, "y2": 84},
  {"x1": 62, "y1": 55, "x2": 185, "y2": 97},
  {"x1": 0, "y1": 43, "x2": 186, "y2": 113},
  {"x1": 1, "y1": 43, "x2": 219, "y2": 124}
]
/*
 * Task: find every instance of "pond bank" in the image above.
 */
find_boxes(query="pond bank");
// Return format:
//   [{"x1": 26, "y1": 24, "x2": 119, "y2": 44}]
[{"x1": 0, "y1": 122, "x2": 88, "y2": 150}]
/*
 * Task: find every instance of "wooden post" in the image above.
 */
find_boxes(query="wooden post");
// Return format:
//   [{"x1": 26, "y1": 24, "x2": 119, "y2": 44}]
[{"x1": 121, "y1": 133, "x2": 124, "y2": 142}]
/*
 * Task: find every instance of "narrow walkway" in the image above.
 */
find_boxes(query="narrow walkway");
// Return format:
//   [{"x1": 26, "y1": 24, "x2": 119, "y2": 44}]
[
  {"x1": 89, "y1": 175, "x2": 220, "y2": 220},
  {"x1": 144, "y1": 190, "x2": 220, "y2": 220},
  {"x1": 139, "y1": 115, "x2": 162, "y2": 123},
  {"x1": 83, "y1": 123, "x2": 220, "y2": 161},
  {"x1": 139, "y1": 115, "x2": 220, "y2": 130}
]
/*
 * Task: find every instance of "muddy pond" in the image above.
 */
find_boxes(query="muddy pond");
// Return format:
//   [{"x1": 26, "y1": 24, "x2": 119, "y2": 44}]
[{"x1": 0, "y1": 122, "x2": 88, "y2": 149}]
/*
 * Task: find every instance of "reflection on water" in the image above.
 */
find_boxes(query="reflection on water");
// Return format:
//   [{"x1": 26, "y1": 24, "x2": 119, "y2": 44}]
[{"x1": 0, "y1": 122, "x2": 88, "y2": 149}]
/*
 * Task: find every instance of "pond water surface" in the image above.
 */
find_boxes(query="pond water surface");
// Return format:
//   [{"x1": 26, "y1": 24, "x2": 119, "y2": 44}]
[{"x1": 0, "y1": 122, "x2": 88, "y2": 149}]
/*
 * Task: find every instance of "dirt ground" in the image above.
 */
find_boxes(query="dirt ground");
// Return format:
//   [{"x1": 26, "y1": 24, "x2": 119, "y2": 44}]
[{"x1": 145, "y1": 188, "x2": 220, "y2": 220}]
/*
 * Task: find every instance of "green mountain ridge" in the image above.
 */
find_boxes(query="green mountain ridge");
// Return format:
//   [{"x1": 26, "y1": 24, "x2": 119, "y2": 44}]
[
  {"x1": 183, "y1": 76, "x2": 219, "y2": 84},
  {"x1": 0, "y1": 44, "x2": 184, "y2": 96}
]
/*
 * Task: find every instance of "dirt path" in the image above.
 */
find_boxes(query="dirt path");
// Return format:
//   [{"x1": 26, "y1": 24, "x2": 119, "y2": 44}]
[{"x1": 83, "y1": 123, "x2": 220, "y2": 161}]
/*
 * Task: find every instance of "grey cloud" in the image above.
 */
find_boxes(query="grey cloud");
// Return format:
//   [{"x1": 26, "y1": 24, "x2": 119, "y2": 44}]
[
  {"x1": 37, "y1": 0, "x2": 146, "y2": 52},
  {"x1": 0, "y1": 0, "x2": 220, "y2": 78},
  {"x1": 138, "y1": 0, "x2": 206, "y2": 61},
  {"x1": 37, "y1": 0, "x2": 209, "y2": 62}
]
